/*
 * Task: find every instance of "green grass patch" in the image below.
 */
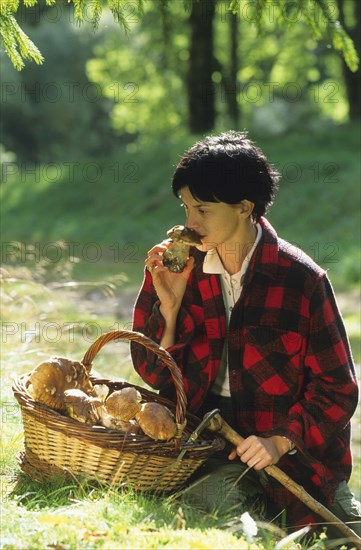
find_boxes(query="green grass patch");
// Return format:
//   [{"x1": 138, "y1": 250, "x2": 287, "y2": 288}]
[{"x1": 1, "y1": 262, "x2": 360, "y2": 549}]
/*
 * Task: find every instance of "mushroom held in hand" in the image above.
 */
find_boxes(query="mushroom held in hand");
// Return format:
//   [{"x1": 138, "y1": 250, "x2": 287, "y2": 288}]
[
  {"x1": 27, "y1": 357, "x2": 93, "y2": 410},
  {"x1": 104, "y1": 387, "x2": 142, "y2": 421},
  {"x1": 63, "y1": 389, "x2": 101, "y2": 424},
  {"x1": 135, "y1": 402, "x2": 177, "y2": 441},
  {"x1": 163, "y1": 225, "x2": 201, "y2": 273}
]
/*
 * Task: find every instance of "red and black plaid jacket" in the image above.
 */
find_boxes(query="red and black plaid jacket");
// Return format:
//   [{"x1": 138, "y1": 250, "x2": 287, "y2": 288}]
[{"x1": 131, "y1": 217, "x2": 358, "y2": 528}]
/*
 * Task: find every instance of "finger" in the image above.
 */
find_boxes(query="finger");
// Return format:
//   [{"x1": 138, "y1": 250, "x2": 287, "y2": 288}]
[
  {"x1": 242, "y1": 446, "x2": 273, "y2": 468},
  {"x1": 251, "y1": 457, "x2": 272, "y2": 470},
  {"x1": 234, "y1": 437, "x2": 254, "y2": 458},
  {"x1": 181, "y1": 256, "x2": 195, "y2": 277},
  {"x1": 147, "y1": 242, "x2": 171, "y2": 255},
  {"x1": 145, "y1": 253, "x2": 164, "y2": 271},
  {"x1": 228, "y1": 449, "x2": 237, "y2": 461},
  {"x1": 236, "y1": 445, "x2": 260, "y2": 464},
  {"x1": 184, "y1": 255, "x2": 195, "y2": 270},
  {"x1": 146, "y1": 264, "x2": 168, "y2": 277},
  {"x1": 241, "y1": 446, "x2": 267, "y2": 465},
  {"x1": 248, "y1": 457, "x2": 261, "y2": 468}
]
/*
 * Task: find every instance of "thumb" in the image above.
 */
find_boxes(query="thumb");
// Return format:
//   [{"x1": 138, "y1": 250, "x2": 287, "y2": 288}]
[{"x1": 183, "y1": 255, "x2": 195, "y2": 276}]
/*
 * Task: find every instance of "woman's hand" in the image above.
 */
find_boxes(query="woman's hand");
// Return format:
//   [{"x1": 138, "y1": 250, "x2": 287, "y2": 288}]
[
  {"x1": 145, "y1": 241, "x2": 194, "y2": 319},
  {"x1": 228, "y1": 435, "x2": 290, "y2": 470}
]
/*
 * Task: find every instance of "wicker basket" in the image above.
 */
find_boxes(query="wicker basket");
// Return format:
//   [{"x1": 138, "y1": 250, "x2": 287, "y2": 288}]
[{"x1": 12, "y1": 330, "x2": 224, "y2": 492}]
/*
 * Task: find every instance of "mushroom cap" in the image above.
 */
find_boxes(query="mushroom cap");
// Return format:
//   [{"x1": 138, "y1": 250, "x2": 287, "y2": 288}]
[
  {"x1": 27, "y1": 357, "x2": 93, "y2": 410},
  {"x1": 105, "y1": 387, "x2": 142, "y2": 421},
  {"x1": 63, "y1": 389, "x2": 99, "y2": 424},
  {"x1": 166, "y1": 225, "x2": 201, "y2": 246},
  {"x1": 135, "y1": 402, "x2": 177, "y2": 441}
]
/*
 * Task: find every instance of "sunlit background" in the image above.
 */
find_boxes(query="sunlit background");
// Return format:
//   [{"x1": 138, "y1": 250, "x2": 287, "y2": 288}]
[{"x1": 1, "y1": 1, "x2": 360, "y2": 547}]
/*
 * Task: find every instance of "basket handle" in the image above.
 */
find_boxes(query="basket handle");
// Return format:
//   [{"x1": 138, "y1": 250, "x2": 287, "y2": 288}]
[{"x1": 82, "y1": 330, "x2": 187, "y2": 438}]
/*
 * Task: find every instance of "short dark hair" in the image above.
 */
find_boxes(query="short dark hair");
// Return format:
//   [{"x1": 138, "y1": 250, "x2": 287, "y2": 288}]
[{"x1": 172, "y1": 131, "x2": 280, "y2": 221}]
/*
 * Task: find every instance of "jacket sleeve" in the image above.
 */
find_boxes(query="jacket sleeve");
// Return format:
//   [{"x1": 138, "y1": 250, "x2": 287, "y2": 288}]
[
  {"x1": 130, "y1": 269, "x2": 198, "y2": 393},
  {"x1": 268, "y1": 273, "x2": 358, "y2": 461}
]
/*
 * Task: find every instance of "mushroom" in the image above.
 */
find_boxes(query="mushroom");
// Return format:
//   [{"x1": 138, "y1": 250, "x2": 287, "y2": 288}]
[
  {"x1": 99, "y1": 413, "x2": 142, "y2": 434},
  {"x1": 162, "y1": 225, "x2": 201, "y2": 273},
  {"x1": 63, "y1": 389, "x2": 101, "y2": 424},
  {"x1": 96, "y1": 387, "x2": 143, "y2": 433},
  {"x1": 27, "y1": 357, "x2": 93, "y2": 410},
  {"x1": 135, "y1": 402, "x2": 177, "y2": 441},
  {"x1": 104, "y1": 387, "x2": 142, "y2": 422}
]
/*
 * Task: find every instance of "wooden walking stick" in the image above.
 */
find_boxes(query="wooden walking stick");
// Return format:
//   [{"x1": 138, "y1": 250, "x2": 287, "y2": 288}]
[{"x1": 204, "y1": 410, "x2": 361, "y2": 548}]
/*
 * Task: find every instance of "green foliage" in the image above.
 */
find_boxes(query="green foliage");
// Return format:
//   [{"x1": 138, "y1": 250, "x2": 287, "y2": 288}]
[
  {"x1": 212, "y1": 5, "x2": 349, "y2": 130},
  {"x1": 0, "y1": 0, "x2": 359, "y2": 72},
  {"x1": 0, "y1": 0, "x2": 355, "y2": 161},
  {"x1": 0, "y1": 2, "x2": 44, "y2": 69},
  {"x1": 87, "y1": 1, "x2": 189, "y2": 140},
  {"x1": 331, "y1": 19, "x2": 359, "y2": 72},
  {"x1": 0, "y1": 0, "x2": 144, "y2": 72},
  {"x1": 87, "y1": 1, "x2": 350, "y2": 141},
  {"x1": 0, "y1": 5, "x2": 121, "y2": 163},
  {"x1": 228, "y1": 0, "x2": 359, "y2": 72}
]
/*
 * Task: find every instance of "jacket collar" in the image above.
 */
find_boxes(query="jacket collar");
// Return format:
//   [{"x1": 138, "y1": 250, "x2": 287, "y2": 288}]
[
  {"x1": 248, "y1": 217, "x2": 279, "y2": 281},
  {"x1": 192, "y1": 216, "x2": 279, "y2": 282}
]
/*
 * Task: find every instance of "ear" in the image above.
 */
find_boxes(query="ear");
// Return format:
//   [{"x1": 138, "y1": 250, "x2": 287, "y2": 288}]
[{"x1": 240, "y1": 200, "x2": 255, "y2": 218}]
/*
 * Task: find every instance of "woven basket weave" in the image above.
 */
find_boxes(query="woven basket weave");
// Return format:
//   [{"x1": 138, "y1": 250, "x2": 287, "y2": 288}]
[{"x1": 12, "y1": 330, "x2": 224, "y2": 492}]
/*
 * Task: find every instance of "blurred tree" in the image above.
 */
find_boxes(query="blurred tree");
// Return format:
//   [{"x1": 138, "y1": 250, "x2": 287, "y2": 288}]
[
  {"x1": 336, "y1": 0, "x2": 360, "y2": 119},
  {"x1": 220, "y1": 9, "x2": 240, "y2": 128},
  {"x1": 0, "y1": 2, "x2": 121, "y2": 162},
  {"x1": 1, "y1": 0, "x2": 359, "y2": 150},
  {"x1": 88, "y1": 4, "x2": 351, "y2": 144},
  {"x1": 87, "y1": 1, "x2": 189, "y2": 141},
  {"x1": 187, "y1": 0, "x2": 216, "y2": 133}
]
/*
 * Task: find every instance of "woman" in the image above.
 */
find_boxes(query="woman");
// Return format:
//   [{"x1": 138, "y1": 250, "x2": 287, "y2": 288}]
[{"x1": 131, "y1": 131, "x2": 360, "y2": 535}]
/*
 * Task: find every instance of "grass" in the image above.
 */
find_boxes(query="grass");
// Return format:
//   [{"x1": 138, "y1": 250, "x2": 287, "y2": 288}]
[{"x1": 1, "y1": 257, "x2": 360, "y2": 549}]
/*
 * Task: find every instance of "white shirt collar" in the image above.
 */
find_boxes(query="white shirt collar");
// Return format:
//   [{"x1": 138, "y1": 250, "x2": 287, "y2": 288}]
[{"x1": 203, "y1": 223, "x2": 262, "y2": 278}]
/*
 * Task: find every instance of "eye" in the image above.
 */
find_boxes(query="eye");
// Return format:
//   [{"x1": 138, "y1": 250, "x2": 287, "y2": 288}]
[{"x1": 197, "y1": 208, "x2": 206, "y2": 215}]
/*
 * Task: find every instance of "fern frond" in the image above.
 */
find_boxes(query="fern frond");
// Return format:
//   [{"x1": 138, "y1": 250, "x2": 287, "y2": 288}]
[
  {"x1": 87, "y1": 0, "x2": 103, "y2": 30},
  {"x1": 72, "y1": 0, "x2": 86, "y2": 25},
  {"x1": 317, "y1": 0, "x2": 359, "y2": 71},
  {"x1": 331, "y1": 20, "x2": 359, "y2": 72},
  {"x1": 0, "y1": 0, "x2": 20, "y2": 14},
  {"x1": 297, "y1": 0, "x2": 322, "y2": 39},
  {"x1": 22, "y1": 0, "x2": 56, "y2": 6},
  {"x1": 0, "y1": 10, "x2": 43, "y2": 70},
  {"x1": 23, "y1": 0, "x2": 41, "y2": 7},
  {"x1": 108, "y1": 0, "x2": 131, "y2": 33}
]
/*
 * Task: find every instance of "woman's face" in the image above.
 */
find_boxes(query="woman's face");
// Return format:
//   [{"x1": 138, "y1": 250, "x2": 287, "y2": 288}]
[{"x1": 179, "y1": 186, "x2": 248, "y2": 252}]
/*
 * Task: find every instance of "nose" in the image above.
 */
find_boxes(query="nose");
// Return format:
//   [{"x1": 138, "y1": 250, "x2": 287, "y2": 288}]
[{"x1": 185, "y1": 211, "x2": 198, "y2": 231}]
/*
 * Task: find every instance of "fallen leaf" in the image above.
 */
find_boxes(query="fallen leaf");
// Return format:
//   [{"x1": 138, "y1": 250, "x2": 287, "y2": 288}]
[{"x1": 79, "y1": 528, "x2": 108, "y2": 542}]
